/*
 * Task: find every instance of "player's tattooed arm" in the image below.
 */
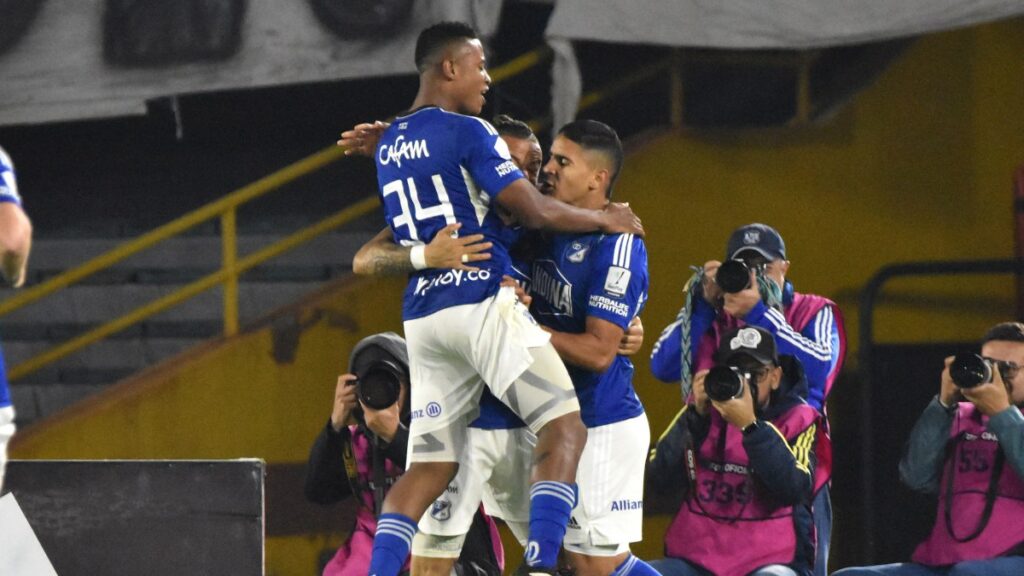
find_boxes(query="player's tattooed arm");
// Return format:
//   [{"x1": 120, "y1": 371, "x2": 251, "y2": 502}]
[
  {"x1": 353, "y1": 223, "x2": 493, "y2": 277},
  {"x1": 353, "y1": 227, "x2": 416, "y2": 276}
]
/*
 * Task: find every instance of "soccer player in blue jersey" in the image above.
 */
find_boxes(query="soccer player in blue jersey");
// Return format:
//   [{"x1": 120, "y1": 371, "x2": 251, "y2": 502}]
[
  {"x1": 359, "y1": 23, "x2": 644, "y2": 576},
  {"x1": 527, "y1": 120, "x2": 658, "y2": 576},
  {"x1": 352, "y1": 116, "x2": 649, "y2": 576},
  {"x1": 0, "y1": 145, "x2": 32, "y2": 492}
]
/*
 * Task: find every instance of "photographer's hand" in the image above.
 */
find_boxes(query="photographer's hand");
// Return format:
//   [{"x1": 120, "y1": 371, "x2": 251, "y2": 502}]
[
  {"x1": 939, "y1": 356, "x2": 961, "y2": 408},
  {"x1": 362, "y1": 401, "x2": 401, "y2": 443},
  {"x1": 692, "y1": 369, "x2": 711, "y2": 416},
  {"x1": 712, "y1": 377, "x2": 757, "y2": 430},
  {"x1": 723, "y1": 269, "x2": 760, "y2": 319},
  {"x1": 331, "y1": 374, "x2": 359, "y2": 432},
  {"x1": 700, "y1": 260, "x2": 723, "y2": 307},
  {"x1": 962, "y1": 369, "x2": 1012, "y2": 416}
]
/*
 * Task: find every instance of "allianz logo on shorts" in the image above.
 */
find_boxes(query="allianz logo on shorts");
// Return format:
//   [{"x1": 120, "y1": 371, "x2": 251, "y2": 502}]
[
  {"x1": 610, "y1": 499, "x2": 643, "y2": 511},
  {"x1": 411, "y1": 402, "x2": 443, "y2": 420},
  {"x1": 414, "y1": 269, "x2": 492, "y2": 297}
]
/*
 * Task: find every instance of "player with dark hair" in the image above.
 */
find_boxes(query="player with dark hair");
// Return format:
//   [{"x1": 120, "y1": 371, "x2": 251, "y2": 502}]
[{"x1": 352, "y1": 22, "x2": 643, "y2": 576}]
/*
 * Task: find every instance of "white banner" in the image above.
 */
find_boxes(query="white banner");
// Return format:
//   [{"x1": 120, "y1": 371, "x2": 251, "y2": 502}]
[{"x1": 0, "y1": 0, "x2": 503, "y2": 126}]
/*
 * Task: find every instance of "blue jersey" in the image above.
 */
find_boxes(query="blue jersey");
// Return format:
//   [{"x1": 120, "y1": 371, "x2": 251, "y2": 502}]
[
  {"x1": 0, "y1": 147, "x2": 20, "y2": 206},
  {"x1": 0, "y1": 147, "x2": 17, "y2": 407},
  {"x1": 530, "y1": 232, "x2": 649, "y2": 427},
  {"x1": 374, "y1": 107, "x2": 525, "y2": 320},
  {"x1": 0, "y1": 344, "x2": 9, "y2": 408}
]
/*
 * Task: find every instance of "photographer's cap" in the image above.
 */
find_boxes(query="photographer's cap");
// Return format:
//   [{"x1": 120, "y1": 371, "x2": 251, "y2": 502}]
[
  {"x1": 726, "y1": 223, "x2": 786, "y2": 261},
  {"x1": 349, "y1": 331, "x2": 409, "y2": 378},
  {"x1": 718, "y1": 326, "x2": 778, "y2": 366}
]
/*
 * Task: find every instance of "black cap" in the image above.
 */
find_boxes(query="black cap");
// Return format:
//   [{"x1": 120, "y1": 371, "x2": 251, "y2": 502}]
[
  {"x1": 726, "y1": 223, "x2": 786, "y2": 261},
  {"x1": 718, "y1": 326, "x2": 778, "y2": 366},
  {"x1": 349, "y1": 332, "x2": 409, "y2": 379}
]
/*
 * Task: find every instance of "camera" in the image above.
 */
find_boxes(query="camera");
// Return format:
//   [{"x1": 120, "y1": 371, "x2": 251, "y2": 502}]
[
  {"x1": 949, "y1": 353, "x2": 1016, "y2": 389},
  {"x1": 715, "y1": 259, "x2": 763, "y2": 294},
  {"x1": 705, "y1": 365, "x2": 749, "y2": 402},
  {"x1": 355, "y1": 359, "x2": 404, "y2": 410}
]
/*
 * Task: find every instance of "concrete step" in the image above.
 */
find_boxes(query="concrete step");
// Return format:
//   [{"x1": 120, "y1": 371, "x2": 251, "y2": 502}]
[
  {"x1": 4, "y1": 338, "x2": 203, "y2": 370},
  {"x1": 22, "y1": 229, "x2": 372, "y2": 274},
  {"x1": 1, "y1": 281, "x2": 324, "y2": 325}
]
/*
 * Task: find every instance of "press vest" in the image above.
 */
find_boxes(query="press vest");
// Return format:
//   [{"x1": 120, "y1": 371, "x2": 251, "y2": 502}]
[
  {"x1": 694, "y1": 292, "x2": 843, "y2": 492},
  {"x1": 664, "y1": 405, "x2": 819, "y2": 576},
  {"x1": 323, "y1": 426, "x2": 406, "y2": 576},
  {"x1": 912, "y1": 404, "x2": 1024, "y2": 566}
]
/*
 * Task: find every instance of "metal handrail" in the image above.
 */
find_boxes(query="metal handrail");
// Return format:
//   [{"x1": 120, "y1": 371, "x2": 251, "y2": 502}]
[
  {"x1": 856, "y1": 258, "x2": 1024, "y2": 560},
  {"x1": 0, "y1": 46, "x2": 553, "y2": 381}
]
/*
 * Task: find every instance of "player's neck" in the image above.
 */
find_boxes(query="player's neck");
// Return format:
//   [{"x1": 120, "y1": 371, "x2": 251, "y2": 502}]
[{"x1": 411, "y1": 84, "x2": 462, "y2": 116}]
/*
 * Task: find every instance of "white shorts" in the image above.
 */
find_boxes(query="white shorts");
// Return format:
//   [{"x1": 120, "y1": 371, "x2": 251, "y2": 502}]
[
  {"x1": 404, "y1": 287, "x2": 578, "y2": 464},
  {"x1": 416, "y1": 426, "x2": 534, "y2": 550},
  {"x1": 564, "y1": 414, "x2": 650, "y2": 555},
  {"x1": 0, "y1": 405, "x2": 15, "y2": 492}
]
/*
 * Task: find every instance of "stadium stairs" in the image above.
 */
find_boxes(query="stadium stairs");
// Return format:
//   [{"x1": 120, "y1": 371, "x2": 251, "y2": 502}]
[{"x1": 4, "y1": 223, "x2": 377, "y2": 428}]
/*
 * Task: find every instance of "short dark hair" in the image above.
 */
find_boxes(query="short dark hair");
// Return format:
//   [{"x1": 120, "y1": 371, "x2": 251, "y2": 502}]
[
  {"x1": 558, "y1": 119, "x2": 623, "y2": 198},
  {"x1": 492, "y1": 114, "x2": 536, "y2": 141},
  {"x1": 415, "y1": 21, "x2": 478, "y2": 73},
  {"x1": 982, "y1": 322, "x2": 1024, "y2": 345}
]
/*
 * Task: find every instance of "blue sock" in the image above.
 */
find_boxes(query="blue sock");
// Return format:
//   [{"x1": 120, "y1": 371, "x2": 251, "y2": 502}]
[
  {"x1": 368, "y1": 513, "x2": 417, "y2": 576},
  {"x1": 612, "y1": 554, "x2": 662, "y2": 576},
  {"x1": 525, "y1": 481, "x2": 578, "y2": 567}
]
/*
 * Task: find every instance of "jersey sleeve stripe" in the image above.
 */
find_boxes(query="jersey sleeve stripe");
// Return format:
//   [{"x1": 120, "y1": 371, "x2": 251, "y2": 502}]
[
  {"x1": 764, "y1": 307, "x2": 833, "y2": 362},
  {"x1": 469, "y1": 116, "x2": 498, "y2": 135}
]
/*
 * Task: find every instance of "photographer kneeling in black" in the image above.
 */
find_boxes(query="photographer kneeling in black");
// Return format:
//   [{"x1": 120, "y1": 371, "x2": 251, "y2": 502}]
[
  {"x1": 305, "y1": 332, "x2": 502, "y2": 576},
  {"x1": 647, "y1": 326, "x2": 819, "y2": 576}
]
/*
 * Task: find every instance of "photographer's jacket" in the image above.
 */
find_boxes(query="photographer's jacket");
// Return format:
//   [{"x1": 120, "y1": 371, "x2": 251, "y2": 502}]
[
  {"x1": 647, "y1": 360, "x2": 819, "y2": 576},
  {"x1": 901, "y1": 399, "x2": 1024, "y2": 565},
  {"x1": 306, "y1": 420, "x2": 410, "y2": 576}
]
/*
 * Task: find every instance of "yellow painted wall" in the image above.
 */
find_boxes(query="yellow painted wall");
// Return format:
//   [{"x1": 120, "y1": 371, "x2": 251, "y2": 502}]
[{"x1": 9, "y1": 17, "x2": 1024, "y2": 576}]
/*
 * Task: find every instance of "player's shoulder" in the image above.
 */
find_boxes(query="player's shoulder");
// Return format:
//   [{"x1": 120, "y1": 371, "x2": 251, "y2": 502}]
[
  {"x1": 430, "y1": 108, "x2": 498, "y2": 136},
  {"x1": 595, "y1": 233, "x2": 647, "y2": 266},
  {"x1": 0, "y1": 146, "x2": 13, "y2": 171}
]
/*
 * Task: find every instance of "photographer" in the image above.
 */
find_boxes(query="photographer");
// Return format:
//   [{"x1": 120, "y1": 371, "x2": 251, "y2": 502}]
[
  {"x1": 834, "y1": 322, "x2": 1024, "y2": 576},
  {"x1": 647, "y1": 326, "x2": 819, "y2": 576},
  {"x1": 304, "y1": 332, "x2": 502, "y2": 576},
  {"x1": 650, "y1": 223, "x2": 843, "y2": 575}
]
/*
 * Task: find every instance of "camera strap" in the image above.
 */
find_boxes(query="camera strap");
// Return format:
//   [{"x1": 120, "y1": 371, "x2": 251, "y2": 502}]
[
  {"x1": 371, "y1": 434, "x2": 386, "y2": 514},
  {"x1": 340, "y1": 434, "x2": 368, "y2": 507},
  {"x1": 942, "y1": 431, "x2": 1005, "y2": 543}
]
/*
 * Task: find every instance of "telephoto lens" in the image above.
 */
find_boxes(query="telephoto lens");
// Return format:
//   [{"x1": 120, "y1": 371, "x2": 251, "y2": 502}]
[
  {"x1": 705, "y1": 365, "x2": 746, "y2": 402},
  {"x1": 715, "y1": 259, "x2": 752, "y2": 294},
  {"x1": 949, "y1": 353, "x2": 993, "y2": 389},
  {"x1": 356, "y1": 361, "x2": 403, "y2": 409}
]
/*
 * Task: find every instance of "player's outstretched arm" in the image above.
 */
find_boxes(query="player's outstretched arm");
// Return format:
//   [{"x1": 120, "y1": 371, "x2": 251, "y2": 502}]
[
  {"x1": 0, "y1": 202, "x2": 31, "y2": 288},
  {"x1": 495, "y1": 179, "x2": 644, "y2": 237},
  {"x1": 337, "y1": 121, "x2": 389, "y2": 157},
  {"x1": 353, "y1": 223, "x2": 492, "y2": 277}
]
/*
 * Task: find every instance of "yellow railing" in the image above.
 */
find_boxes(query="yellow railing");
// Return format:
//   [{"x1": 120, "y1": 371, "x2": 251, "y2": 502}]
[
  {"x1": 0, "y1": 44, "x2": 669, "y2": 382},
  {"x1": 0, "y1": 46, "x2": 554, "y2": 382}
]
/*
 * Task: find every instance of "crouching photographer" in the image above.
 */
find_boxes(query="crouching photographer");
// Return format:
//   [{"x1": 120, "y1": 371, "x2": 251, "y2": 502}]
[
  {"x1": 834, "y1": 322, "x2": 1024, "y2": 576},
  {"x1": 304, "y1": 332, "x2": 502, "y2": 576},
  {"x1": 647, "y1": 326, "x2": 819, "y2": 576}
]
